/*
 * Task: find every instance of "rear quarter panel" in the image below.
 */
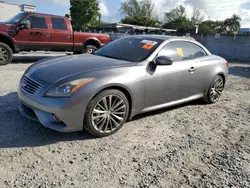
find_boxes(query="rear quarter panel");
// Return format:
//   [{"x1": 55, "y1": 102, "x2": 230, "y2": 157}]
[
  {"x1": 194, "y1": 55, "x2": 229, "y2": 93},
  {"x1": 74, "y1": 32, "x2": 110, "y2": 47}
]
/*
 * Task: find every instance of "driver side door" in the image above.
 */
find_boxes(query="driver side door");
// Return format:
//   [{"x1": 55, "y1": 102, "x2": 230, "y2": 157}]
[
  {"x1": 144, "y1": 41, "x2": 195, "y2": 108},
  {"x1": 14, "y1": 15, "x2": 50, "y2": 51}
]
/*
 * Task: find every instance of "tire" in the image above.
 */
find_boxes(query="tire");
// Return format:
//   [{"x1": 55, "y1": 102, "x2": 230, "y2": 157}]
[
  {"x1": 203, "y1": 75, "x2": 225, "y2": 104},
  {"x1": 73, "y1": 51, "x2": 82, "y2": 55},
  {"x1": 0, "y1": 42, "x2": 13, "y2": 65},
  {"x1": 83, "y1": 45, "x2": 97, "y2": 54},
  {"x1": 84, "y1": 89, "x2": 130, "y2": 137}
]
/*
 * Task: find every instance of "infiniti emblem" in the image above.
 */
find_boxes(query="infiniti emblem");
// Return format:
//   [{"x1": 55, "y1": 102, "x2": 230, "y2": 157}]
[{"x1": 22, "y1": 79, "x2": 27, "y2": 87}]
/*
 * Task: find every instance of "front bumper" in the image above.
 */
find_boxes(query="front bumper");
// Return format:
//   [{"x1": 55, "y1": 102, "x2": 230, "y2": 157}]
[{"x1": 18, "y1": 85, "x2": 88, "y2": 132}]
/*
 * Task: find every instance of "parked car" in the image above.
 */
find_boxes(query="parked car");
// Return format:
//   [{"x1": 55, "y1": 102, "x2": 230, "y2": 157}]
[
  {"x1": 18, "y1": 35, "x2": 229, "y2": 137},
  {"x1": 0, "y1": 12, "x2": 110, "y2": 65}
]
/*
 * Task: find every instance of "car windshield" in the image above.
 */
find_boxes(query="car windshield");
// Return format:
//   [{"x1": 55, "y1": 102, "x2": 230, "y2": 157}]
[
  {"x1": 5, "y1": 13, "x2": 28, "y2": 24},
  {"x1": 94, "y1": 37, "x2": 164, "y2": 62}
]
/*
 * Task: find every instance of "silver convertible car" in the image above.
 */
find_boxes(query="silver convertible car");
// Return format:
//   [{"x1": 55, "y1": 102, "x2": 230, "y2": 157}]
[{"x1": 18, "y1": 35, "x2": 229, "y2": 137}]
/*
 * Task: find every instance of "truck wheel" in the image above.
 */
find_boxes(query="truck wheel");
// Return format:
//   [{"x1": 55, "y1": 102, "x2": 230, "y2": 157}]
[
  {"x1": 73, "y1": 51, "x2": 82, "y2": 55},
  {"x1": 83, "y1": 45, "x2": 97, "y2": 54},
  {"x1": 0, "y1": 42, "x2": 13, "y2": 65}
]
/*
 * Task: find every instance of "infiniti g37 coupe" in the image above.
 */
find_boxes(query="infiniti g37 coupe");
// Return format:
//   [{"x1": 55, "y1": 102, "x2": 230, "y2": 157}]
[{"x1": 18, "y1": 35, "x2": 229, "y2": 137}]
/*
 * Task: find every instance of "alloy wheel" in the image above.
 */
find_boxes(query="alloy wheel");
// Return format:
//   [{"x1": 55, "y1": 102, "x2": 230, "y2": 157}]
[
  {"x1": 87, "y1": 49, "x2": 94, "y2": 54},
  {"x1": 209, "y1": 76, "x2": 224, "y2": 102},
  {"x1": 0, "y1": 47, "x2": 9, "y2": 63},
  {"x1": 91, "y1": 95, "x2": 127, "y2": 133}
]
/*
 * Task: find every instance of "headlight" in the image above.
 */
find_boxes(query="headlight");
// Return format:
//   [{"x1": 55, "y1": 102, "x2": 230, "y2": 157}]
[{"x1": 45, "y1": 78, "x2": 95, "y2": 97}]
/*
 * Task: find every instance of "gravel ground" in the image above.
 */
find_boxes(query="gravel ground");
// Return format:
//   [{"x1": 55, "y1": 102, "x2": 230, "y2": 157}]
[{"x1": 0, "y1": 57, "x2": 249, "y2": 188}]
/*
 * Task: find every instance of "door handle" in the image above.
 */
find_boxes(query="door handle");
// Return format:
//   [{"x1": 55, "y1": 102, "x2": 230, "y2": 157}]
[
  {"x1": 46, "y1": 32, "x2": 50, "y2": 38},
  {"x1": 189, "y1": 67, "x2": 197, "y2": 73},
  {"x1": 66, "y1": 33, "x2": 70, "y2": 39}
]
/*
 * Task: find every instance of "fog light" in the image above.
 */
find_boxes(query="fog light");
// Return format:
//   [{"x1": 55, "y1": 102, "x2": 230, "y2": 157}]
[{"x1": 53, "y1": 114, "x2": 61, "y2": 122}]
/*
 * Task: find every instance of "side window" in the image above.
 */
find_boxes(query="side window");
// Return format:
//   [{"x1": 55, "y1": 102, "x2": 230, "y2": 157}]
[
  {"x1": 24, "y1": 16, "x2": 47, "y2": 29},
  {"x1": 192, "y1": 44, "x2": 207, "y2": 59},
  {"x1": 158, "y1": 41, "x2": 194, "y2": 62},
  {"x1": 51, "y1": 18, "x2": 67, "y2": 30}
]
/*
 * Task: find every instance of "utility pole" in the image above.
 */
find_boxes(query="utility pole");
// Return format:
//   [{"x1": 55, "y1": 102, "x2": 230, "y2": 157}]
[{"x1": 205, "y1": 11, "x2": 210, "y2": 20}]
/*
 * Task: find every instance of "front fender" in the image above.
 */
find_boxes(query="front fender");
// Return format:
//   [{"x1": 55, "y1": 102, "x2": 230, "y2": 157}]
[
  {"x1": 76, "y1": 70, "x2": 146, "y2": 118},
  {"x1": 0, "y1": 32, "x2": 18, "y2": 52},
  {"x1": 83, "y1": 37, "x2": 102, "y2": 47}
]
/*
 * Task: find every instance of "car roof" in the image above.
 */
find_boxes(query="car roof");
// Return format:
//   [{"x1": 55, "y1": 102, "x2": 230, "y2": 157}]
[
  {"x1": 27, "y1": 12, "x2": 66, "y2": 18},
  {"x1": 127, "y1": 35, "x2": 196, "y2": 42}
]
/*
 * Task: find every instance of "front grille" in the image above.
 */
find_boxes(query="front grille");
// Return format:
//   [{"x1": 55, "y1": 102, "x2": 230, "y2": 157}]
[{"x1": 22, "y1": 76, "x2": 43, "y2": 94}]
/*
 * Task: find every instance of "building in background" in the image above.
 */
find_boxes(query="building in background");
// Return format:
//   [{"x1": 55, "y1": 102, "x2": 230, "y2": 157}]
[{"x1": 0, "y1": 1, "x2": 36, "y2": 22}]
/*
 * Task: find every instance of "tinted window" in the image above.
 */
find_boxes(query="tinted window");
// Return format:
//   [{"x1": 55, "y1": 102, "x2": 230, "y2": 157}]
[
  {"x1": 24, "y1": 16, "x2": 47, "y2": 29},
  {"x1": 158, "y1": 41, "x2": 194, "y2": 61},
  {"x1": 192, "y1": 44, "x2": 207, "y2": 59},
  {"x1": 51, "y1": 18, "x2": 67, "y2": 30},
  {"x1": 94, "y1": 37, "x2": 164, "y2": 62}
]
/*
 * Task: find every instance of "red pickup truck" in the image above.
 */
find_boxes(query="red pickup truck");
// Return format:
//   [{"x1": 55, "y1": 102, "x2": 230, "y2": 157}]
[{"x1": 0, "y1": 12, "x2": 111, "y2": 65}]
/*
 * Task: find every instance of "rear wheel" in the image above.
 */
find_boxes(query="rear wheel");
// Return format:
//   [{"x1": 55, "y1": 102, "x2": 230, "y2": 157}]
[
  {"x1": 204, "y1": 75, "x2": 225, "y2": 104},
  {"x1": 84, "y1": 89, "x2": 129, "y2": 137},
  {"x1": 83, "y1": 45, "x2": 97, "y2": 54},
  {"x1": 0, "y1": 42, "x2": 13, "y2": 65}
]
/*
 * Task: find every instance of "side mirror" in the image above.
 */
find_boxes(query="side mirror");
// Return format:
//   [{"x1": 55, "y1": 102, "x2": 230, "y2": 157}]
[{"x1": 155, "y1": 56, "x2": 173, "y2": 66}]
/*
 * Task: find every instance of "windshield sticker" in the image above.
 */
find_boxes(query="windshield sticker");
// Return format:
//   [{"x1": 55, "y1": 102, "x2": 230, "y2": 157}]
[
  {"x1": 176, "y1": 48, "x2": 184, "y2": 57},
  {"x1": 141, "y1": 40, "x2": 158, "y2": 45},
  {"x1": 142, "y1": 43, "x2": 155, "y2": 50}
]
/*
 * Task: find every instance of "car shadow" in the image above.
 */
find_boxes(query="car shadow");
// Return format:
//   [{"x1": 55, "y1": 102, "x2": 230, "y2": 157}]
[
  {"x1": 0, "y1": 92, "x2": 206, "y2": 148},
  {"x1": 0, "y1": 92, "x2": 95, "y2": 149},
  {"x1": 229, "y1": 66, "x2": 250, "y2": 79}
]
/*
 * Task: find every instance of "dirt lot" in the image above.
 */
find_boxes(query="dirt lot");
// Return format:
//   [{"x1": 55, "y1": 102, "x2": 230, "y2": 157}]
[{"x1": 0, "y1": 57, "x2": 249, "y2": 188}]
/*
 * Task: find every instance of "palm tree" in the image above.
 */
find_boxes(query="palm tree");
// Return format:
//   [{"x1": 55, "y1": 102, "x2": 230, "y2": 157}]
[{"x1": 224, "y1": 14, "x2": 241, "y2": 33}]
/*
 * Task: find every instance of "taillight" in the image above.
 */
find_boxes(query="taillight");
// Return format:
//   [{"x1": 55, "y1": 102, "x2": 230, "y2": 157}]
[{"x1": 226, "y1": 61, "x2": 229, "y2": 67}]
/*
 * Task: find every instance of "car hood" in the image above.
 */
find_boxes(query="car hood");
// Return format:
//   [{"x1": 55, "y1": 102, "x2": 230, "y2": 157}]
[{"x1": 27, "y1": 54, "x2": 135, "y2": 84}]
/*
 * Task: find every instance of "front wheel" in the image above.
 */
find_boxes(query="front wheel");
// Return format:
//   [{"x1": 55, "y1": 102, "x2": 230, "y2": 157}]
[
  {"x1": 0, "y1": 42, "x2": 13, "y2": 65},
  {"x1": 204, "y1": 75, "x2": 225, "y2": 104},
  {"x1": 83, "y1": 45, "x2": 97, "y2": 54},
  {"x1": 84, "y1": 89, "x2": 129, "y2": 137}
]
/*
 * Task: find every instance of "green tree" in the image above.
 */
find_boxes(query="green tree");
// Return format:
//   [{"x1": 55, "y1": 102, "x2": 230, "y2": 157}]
[
  {"x1": 65, "y1": 14, "x2": 70, "y2": 18},
  {"x1": 190, "y1": 8, "x2": 204, "y2": 27},
  {"x1": 163, "y1": 5, "x2": 195, "y2": 32},
  {"x1": 163, "y1": 17, "x2": 193, "y2": 33},
  {"x1": 198, "y1": 20, "x2": 226, "y2": 34},
  {"x1": 121, "y1": 16, "x2": 160, "y2": 27},
  {"x1": 70, "y1": 0, "x2": 100, "y2": 30},
  {"x1": 140, "y1": 0, "x2": 155, "y2": 18},
  {"x1": 164, "y1": 5, "x2": 186, "y2": 23},
  {"x1": 224, "y1": 14, "x2": 241, "y2": 33},
  {"x1": 120, "y1": 0, "x2": 141, "y2": 17},
  {"x1": 120, "y1": 0, "x2": 155, "y2": 18},
  {"x1": 120, "y1": 0, "x2": 159, "y2": 27}
]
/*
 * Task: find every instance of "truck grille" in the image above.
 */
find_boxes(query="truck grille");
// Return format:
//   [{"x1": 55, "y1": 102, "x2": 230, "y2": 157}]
[{"x1": 21, "y1": 76, "x2": 43, "y2": 94}]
